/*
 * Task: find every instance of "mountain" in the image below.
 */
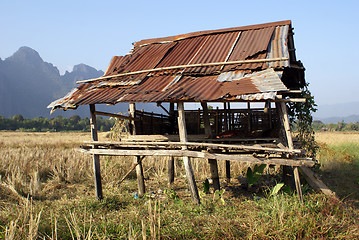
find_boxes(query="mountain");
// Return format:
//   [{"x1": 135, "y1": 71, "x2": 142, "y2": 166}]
[
  {"x1": 62, "y1": 63, "x2": 104, "y2": 90},
  {"x1": 0, "y1": 47, "x2": 104, "y2": 118},
  {"x1": 316, "y1": 115, "x2": 359, "y2": 124},
  {"x1": 313, "y1": 101, "x2": 359, "y2": 123}
]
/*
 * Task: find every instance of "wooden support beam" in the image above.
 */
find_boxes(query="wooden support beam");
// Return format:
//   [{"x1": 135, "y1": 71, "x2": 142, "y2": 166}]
[
  {"x1": 168, "y1": 157, "x2": 175, "y2": 185},
  {"x1": 202, "y1": 102, "x2": 220, "y2": 190},
  {"x1": 201, "y1": 102, "x2": 213, "y2": 139},
  {"x1": 85, "y1": 140, "x2": 302, "y2": 154},
  {"x1": 197, "y1": 108, "x2": 201, "y2": 134},
  {"x1": 227, "y1": 102, "x2": 231, "y2": 130},
  {"x1": 118, "y1": 156, "x2": 145, "y2": 185},
  {"x1": 215, "y1": 107, "x2": 219, "y2": 136},
  {"x1": 94, "y1": 110, "x2": 138, "y2": 121},
  {"x1": 129, "y1": 103, "x2": 136, "y2": 135},
  {"x1": 279, "y1": 102, "x2": 303, "y2": 202},
  {"x1": 78, "y1": 148, "x2": 315, "y2": 167},
  {"x1": 299, "y1": 166, "x2": 337, "y2": 197},
  {"x1": 178, "y1": 102, "x2": 200, "y2": 204},
  {"x1": 208, "y1": 159, "x2": 220, "y2": 191},
  {"x1": 157, "y1": 102, "x2": 170, "y2": 115},
  {"x1": 225, "y1": 160, "x2": 231, "y2": 184},
  {"x1": 169, "y1": 103, "x2": 175, "y2": 134},
  {"x1": 247, "y1": 102, "x2": 251, "y2": 132},
  {"x1": 135, "y1": 156, "x2": 146, "y2": 197},
  {"x1": 129, "y1": 103, "x2": 146, "y2": 196},
  {"x1": 279, "y1": 102, "x2": 294, "y2": 150},
  {"x1": 223, "y1": 102, "x2": 228, "y2": 131},
  {"x1": 90, "y1": 104, "x2": 103, "y2": 200},
  {"x1": 293, "y1": 167, "x2": 303, "y2": 203}
]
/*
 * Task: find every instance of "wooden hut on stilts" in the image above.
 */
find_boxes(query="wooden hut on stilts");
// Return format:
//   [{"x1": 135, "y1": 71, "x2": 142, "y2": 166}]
[{"x1": 48, "y1": 20, "x2": 333, "y2": 204}]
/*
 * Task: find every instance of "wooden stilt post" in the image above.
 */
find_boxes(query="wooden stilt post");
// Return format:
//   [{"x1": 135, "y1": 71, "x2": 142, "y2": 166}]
[
  {"x1": 279, "y1": 101, "x2": 303, "y2": 202},
  {"x1": 209, "y1": 159, "x2": 220, "y2": 191},
  {"x1": 247, "y1": 102, "x2": 251, "y2": 133},
  {"x1": 266, "y1": 100, "x2": 272, "y2": 129},
  {"x1": 279, "y1": 102, "x2": 294, "y2": 150},
  {"x1": 223, "y1": 102, "x2": 228, "y2": 131},
  {"x1": 90, "y1": 104, "x2": 103, "y2": 200},
  {"x1": 197, "y1": 108, "x2": 201, "y2": 134},
  {"x1": 177, "y1": 102, "x2": 200, "y2": 204},
  {"x1": 168, "y1": 103, "x2": 176, "y2": 184},
  {"x1": 294, "y1": 166, "x2": 303, "y2": 203},
  {"x1": 129, "y1": 103, "x2": 146, "y2": 197},
  {"x1": 135, "y1": 156, "x2": 145, "y2": 196},
  {"x1": 201, "y1": 102, "x2": 213, "y2": 139},
  {"x1": 201, "y1": 102, "x2": 220, "y2": 191},
  {"x1": 276, "y1": 102, "x2": 294, "y2": 189},
  {"x1": 227, "y1": 102, "x2": 232, "y2": 130},
  {"x1": 129, "y1": 103, "x2": 136, "y2": 135},
  {"x1": 215, "y1": 107, "x2": 219, "y2": 136},
  {"x1": 169, "y1": 103, "x2": 175, "y2": 134},
  {"x1": 225, "y1": 160, "x2": 231, "y2": 184},
  {"x1": 168, "y1": 157, "x2": 175, "y2": 185}
]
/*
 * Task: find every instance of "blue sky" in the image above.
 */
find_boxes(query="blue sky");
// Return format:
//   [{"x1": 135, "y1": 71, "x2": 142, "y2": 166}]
[{"x1": 1, "y1": 0, "x2": 358, "y2": 106}]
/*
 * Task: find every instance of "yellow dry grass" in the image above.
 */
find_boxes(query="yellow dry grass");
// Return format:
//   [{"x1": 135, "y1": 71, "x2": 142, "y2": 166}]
[
  {"x1": 0, "y1": 131, "x2": 113, "y2": 147},
  {"x1": 315, "y1": 131, "x2": 359, "y2": 145},
  {"x1": 1, "y1": 131, "x2": 358, "y2": 239}
]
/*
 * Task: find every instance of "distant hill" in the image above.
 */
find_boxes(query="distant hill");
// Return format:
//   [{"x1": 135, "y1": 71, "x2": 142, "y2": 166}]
[
  {"x1": 0, "y1": 47, "x2": 104, "y2": 118},
  {"x1": 317, "y1": 115, "x2": 359, "y2": 124},
  {"x1": 0, "y1": 47, "x2": 166, "y2": 119},
  {"x1": 313, "y1": 101, "x2": 359, "y2": 123},
  {"x1": 62, "y1": 63, "x2": 104, "y2": 90}
]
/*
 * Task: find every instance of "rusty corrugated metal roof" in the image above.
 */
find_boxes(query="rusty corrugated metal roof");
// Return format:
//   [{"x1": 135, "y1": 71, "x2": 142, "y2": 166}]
[
  {"x1": 134, "y1": 20, "x2": 291, "y2": 47},
  {"x1": 49, "y1": 20, "x2": 304, "y2": 111},
  {"x1": 267, "y1": 25, "x2": 290, "y2": 68}
]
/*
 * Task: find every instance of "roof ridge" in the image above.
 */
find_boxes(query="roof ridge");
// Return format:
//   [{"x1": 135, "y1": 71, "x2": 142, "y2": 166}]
[{"x1": 134, "y1": 20, "x2": 291, "y2": 47}]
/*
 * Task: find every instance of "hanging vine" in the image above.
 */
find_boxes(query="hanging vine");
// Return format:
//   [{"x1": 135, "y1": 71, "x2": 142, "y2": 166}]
[{"x1": 287, "y1": 83, "x2": 318, "y2": 158}]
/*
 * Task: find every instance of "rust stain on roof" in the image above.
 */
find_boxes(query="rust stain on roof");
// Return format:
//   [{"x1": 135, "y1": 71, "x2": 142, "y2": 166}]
[
  {"x1": 49, "y1": 20, "x2": 305, "y2": 111},
  {"x1": 134, "y1": 20, "x2": 291, "y2": 47}
]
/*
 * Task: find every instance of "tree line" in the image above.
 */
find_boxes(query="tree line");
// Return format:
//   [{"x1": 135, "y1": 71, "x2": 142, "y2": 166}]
[
  {"x1": 312, "y1": 120, "x2": 359, "y2": 131},
  {"x1": 0, "y1": 115, "x2": 116, "y2": 132},
  {"x1": 1, "y1": 115, "x2": 358, "y2": 132}
]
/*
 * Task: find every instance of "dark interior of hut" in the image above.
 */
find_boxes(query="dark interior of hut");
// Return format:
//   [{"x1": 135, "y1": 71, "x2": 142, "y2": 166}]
[{"x1": 133, "y1": 103, "x2": 280, "y2": 140}]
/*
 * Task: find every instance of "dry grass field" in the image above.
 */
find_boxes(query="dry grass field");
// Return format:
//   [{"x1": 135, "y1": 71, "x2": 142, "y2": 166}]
[
  {"x1": 315, "y1": 131, "x2": 359, "y2": 200},
  {"x1": 0, "y1": 131, "x2": 358, "y2": 239},
  {"x1": 315, "y1": 131, "x2": 359, "y2": 145}
]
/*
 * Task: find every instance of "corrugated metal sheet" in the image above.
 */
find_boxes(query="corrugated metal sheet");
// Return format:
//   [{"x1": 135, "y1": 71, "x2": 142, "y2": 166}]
[
  {"x1": 182, "y1": 32, "x2": 239, "y2": 74},
  {"x1": 224, "y1": 26, "x2": 275, "y2": 70},
  {"x1": 241, "y1": 69, "x2": 287, "y2": 92},
  {"x1": 237, "y1": 92, "x2": 277, "y2": 101},
  {"x1": 104, "y1": 55, "x2": 130, "y2": 76},
  {"x1": 124, "y1": 42, "x2": 176, "y2": 72},
  {"x1": 134, "y1": 20, "x2": 291, "y2": 47},
  {"x1": 48, "y1": 20, "x2": 301, "y2": 111},
  {"x1": 49, "y1": 68, "x2": 288, "y2": 109},
  {"x1": 267, "y1": 25, "x2": 290, "y2": 68}
]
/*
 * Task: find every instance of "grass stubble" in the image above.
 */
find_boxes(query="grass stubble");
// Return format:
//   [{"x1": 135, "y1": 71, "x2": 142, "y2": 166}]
[{"x1": 0, "y1": 131, "x2": 358, "y2": 239}]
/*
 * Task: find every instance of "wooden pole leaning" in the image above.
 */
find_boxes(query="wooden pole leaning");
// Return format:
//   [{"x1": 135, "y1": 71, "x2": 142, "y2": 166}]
[
  {"x1": 90, "y1": 104, "x2": 103, "y2": 200},
  {"x1": 129, "y1": 103, "x2": 146, "y2": 197},
  {"x1": 177, "y1": 102, "x2": 200, "y2": 204},
  {"x1": 279, "y1": 102, "x2": 303, "y2": 203},
  {"x1": 201, "y1": 102, "x2": 220, "y2": 191}
]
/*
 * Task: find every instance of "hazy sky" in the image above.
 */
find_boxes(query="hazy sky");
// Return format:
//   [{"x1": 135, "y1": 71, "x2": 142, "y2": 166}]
[{"x1": 1, "y1": 0, "x2": 358, "y2": 106}]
